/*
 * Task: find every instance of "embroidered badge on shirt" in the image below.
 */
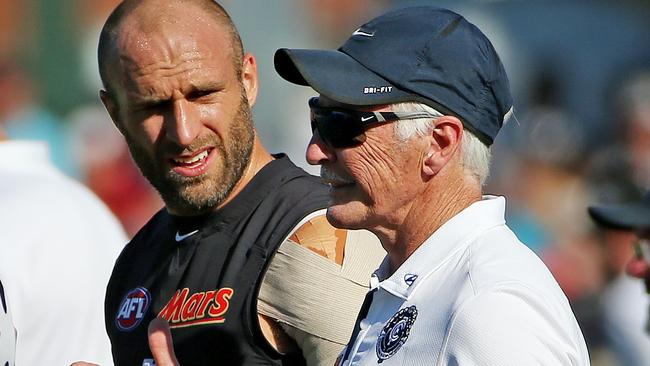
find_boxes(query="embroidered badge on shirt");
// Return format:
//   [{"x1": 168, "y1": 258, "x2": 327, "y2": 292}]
[
  {"x1": 376, "y1": 305, "x2": 418, "y2": 363},
  {"x1": 115, "y1": 287, "x2": 151, "y2": 331}
]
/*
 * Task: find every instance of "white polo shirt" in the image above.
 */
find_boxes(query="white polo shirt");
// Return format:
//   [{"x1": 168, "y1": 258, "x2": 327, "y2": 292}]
[{"x1": 340, "y1": 196, "x2": 590, "y2": 366}]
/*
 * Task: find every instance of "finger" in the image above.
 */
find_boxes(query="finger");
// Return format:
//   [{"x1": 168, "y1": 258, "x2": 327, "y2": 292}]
[
  {"x1": 626, "y1": 257, "x2": 650, "y2": 279},
  {"x1": 148, "y1": 317, "x2": 180, "y2": 366}
]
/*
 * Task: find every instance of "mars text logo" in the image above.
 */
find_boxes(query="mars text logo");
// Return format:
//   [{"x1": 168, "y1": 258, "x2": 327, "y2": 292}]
[
  {"x1": 158, "y1": 287, "x2": 234, "y2": 329},
  {"x1": 115, "y1": 287, "x2": 151, "y2": 331}
]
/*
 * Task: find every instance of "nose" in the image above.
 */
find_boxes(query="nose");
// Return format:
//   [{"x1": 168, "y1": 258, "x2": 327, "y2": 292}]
[
  {"x1": 166, "y1": 99, "x2": 200, "y2": 147},
  {"x1": 305, "y1": 130, "x2": 336, "y2": 165}
]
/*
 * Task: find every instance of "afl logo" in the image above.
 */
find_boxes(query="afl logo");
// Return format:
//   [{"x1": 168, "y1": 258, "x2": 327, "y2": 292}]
[
  {"x1": 376, "y1": 305, "x2": 418, "y2": 363},
  {"x1": 115, "y1": 287, "x2": 151, "y2": 331}
]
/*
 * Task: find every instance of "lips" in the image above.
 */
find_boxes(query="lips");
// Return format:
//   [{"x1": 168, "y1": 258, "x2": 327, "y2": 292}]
[
  {"x1": 321, "y1": 168, "x2": 355, "y2": 188},
  {"x1": 169, "y1": 148, "x2": 214, "y2": 177},
  {"x1": 173, "y1": 150, "x2": 209, "y2": 167}
]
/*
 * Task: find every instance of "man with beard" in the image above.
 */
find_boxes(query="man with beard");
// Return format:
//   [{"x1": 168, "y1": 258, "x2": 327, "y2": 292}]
[{"x1": 97, "y1": 1, "x2": 383, "y2": 365}]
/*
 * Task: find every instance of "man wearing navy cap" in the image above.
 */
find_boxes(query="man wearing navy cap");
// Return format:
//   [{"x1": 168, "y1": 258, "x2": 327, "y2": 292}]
[
  {"x1": 589, "y1": 192, "x2": 650, "y2": 326},
  {"x1": 275, "y1": 6, "x2": 590, "y2": 365},
  {"x1": 589, "y1": 192, "x2": 650, "y2": 279}
]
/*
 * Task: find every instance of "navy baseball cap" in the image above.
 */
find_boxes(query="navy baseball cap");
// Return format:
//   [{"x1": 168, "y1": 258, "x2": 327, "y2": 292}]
[
  {"x1": 274, "y1": 6, "x2": 514, "y2": 146},
  {"x1": 588, "y1": 191, "x2": 650, "y2": 231}
]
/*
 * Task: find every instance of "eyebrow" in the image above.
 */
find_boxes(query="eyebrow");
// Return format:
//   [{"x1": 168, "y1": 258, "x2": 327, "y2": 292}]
[
  {"x1": 184, "y1": 80, "x2": 225, "y2": 95},
  {"x1": 128, "y1": 80, "x2": 226, "y2": 106}
]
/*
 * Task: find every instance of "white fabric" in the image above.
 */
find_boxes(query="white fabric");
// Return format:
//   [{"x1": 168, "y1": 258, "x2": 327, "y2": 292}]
[
  {"x1": 601, "y1": 274, "x2": 650, "y2": 366},
  {"x1": 0, "y1": 281, "x2": 16, "y2": 365},
  {"x1": 0, "y1": 141, "x2": 127, "y2": 366},
  {"x1": 342, "y1": 196, "x2": 590, "y2": 366}
]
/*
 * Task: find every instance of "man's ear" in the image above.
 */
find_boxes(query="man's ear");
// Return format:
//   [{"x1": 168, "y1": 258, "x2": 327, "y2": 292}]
[
  {"x1": 422, "y1": 116, "x2": 463, "y2": 177},
  {"x1": 240, "y1": 53, "x2": 259, "y2": 107},
  {"x1": 99, "y1": 90, "x2": 126, "y2": 136}
]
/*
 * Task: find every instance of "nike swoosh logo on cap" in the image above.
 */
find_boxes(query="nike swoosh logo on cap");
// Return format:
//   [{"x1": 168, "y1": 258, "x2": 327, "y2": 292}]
[
  {"x1": 361, "y1": 116, "x2": 374, "y2": 122},
  {"x1": 352, "y1": 29, "x2": 374, "y2": 37},
  {"x1": 175, "y1": 229, "x2": 199, "y2": 242}
]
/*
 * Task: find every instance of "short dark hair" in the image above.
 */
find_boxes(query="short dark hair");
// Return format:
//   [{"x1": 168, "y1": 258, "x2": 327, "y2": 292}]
[{"x1": 97, "y1": 0, "x2": 244, "y2": 95}]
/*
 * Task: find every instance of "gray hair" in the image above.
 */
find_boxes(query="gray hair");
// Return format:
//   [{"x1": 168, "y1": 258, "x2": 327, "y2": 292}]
[{"x1": 390, "y1": 102, "x2": 491, "y2": 186}]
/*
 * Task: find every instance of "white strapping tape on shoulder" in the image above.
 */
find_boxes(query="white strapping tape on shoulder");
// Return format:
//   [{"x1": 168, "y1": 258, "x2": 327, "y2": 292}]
[
  {"x1": 279, "y1": 208, "x2": 328, "y2": 244},
  {"x1": 258, "y1": 217, "x2": 384, "y2": 343}
]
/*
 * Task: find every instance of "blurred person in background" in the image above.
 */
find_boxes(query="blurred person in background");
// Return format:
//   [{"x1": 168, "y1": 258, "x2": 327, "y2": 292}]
[
  {"x1": 0, "y1": 60, "x2": 78, "y2": 178},
  {"x1": 0, "y1": 60, "x2": 127, "y2": 366},
  {"x1": 575, "y1": 69, "x2": 650, "y2": 365},
  {"x1": 615, "y1": 71, "x2": 650, "y2": 189},
  {"x1": 68, "y1": 106, "x2": 163, "y2": 237},
  {"x1": 489, "y1": 69, "x2": 595, "y2": 260},
  {"x1": 608, "y1": 71, "x2": 650, "y2": 282},
  {"x1": 97, "y1": 0, "x2": 383, "y2": 365},
  {"x1": 588, "y1": 192, "x2": 650, "y2": 366}
]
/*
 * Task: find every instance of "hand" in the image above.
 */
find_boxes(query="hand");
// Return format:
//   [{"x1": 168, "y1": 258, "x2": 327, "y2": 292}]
[
  {"x1": 627, "y1": 256, "x2": 650, "y2": 278},
  {"x1": 148, "y1": 317, "x2": 180, "y2": 366}
]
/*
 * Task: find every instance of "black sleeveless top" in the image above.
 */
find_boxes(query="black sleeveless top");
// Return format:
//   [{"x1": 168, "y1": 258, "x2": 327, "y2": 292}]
[{"x1": 105, "y1": 155, "x2": 330, "y2": 365}]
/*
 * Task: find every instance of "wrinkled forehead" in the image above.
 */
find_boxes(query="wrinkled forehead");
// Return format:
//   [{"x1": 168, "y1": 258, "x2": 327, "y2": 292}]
[{"x1": 115, "y1": 12, "x2": 233, "y2": 69}]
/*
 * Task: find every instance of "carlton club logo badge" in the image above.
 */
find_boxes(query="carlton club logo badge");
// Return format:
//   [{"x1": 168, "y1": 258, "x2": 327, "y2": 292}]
[
  {"x1": 115, "y1": 287, "x2": 151, "y2": 331},
  {"x1": 376, "y1": 305, "x2": 418, "y2": 363}
]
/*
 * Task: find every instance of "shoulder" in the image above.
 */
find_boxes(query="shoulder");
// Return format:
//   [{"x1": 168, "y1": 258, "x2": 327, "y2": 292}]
[
  {"x1": 258, "y1": 214, "x2": 383, "y2": 357},
  {"x1": 443, "y1": 287, "x2": 585, "y2": 365},
  {"x1": 286, "y1": 215, "x2": 383, "y2": 267},
  {"x1": 130, "y1": 209, "x2": 170, "y2": 242},
  {"x1": 287, "y1": 214, "x2": 347, "y2": 265},
  {"x1": 115, "y1": 209, "x2": 169, "y2": 261},
  {"x1": 254, "y1": 159, "x2": 330, "y2": 225},
  {"x1": 269, "y1": 156, "x2": 329, "y2": 198},
  {"x1": 465, "y1": 225, "x2": 558, "y2": 292}
]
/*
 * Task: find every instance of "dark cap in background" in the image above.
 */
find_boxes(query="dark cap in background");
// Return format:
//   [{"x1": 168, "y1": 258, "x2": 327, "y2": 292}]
[
  {"x1": 588, "y1": 191, "x2": 650, "y2": 231},
  {"x1": 274, "y1": 6, "x2": 513, "y2": 146}
]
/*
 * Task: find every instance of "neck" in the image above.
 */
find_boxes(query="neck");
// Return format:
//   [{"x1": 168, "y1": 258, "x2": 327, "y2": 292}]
[
  {"x1": 374, "y1": 171, "x2": 481, "y2": 274},
  {"x1": 215, "y1": 134, "x2": 273, "y2": 210}
]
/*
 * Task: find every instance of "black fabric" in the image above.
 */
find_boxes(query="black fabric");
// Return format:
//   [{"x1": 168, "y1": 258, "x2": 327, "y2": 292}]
[
  {"x1": 105, "y1": 155, "x2": 330, "y2": 365},
  {"x1": 0, "y1": 280, "x2": 6, "y2": 314},
  {"x1": 341, "y1": 289, "x2": 375, "y2": 364}
]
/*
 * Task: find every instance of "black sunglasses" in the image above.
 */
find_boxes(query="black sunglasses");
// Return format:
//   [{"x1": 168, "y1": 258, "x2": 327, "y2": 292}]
[{"x1": 309, "y1": 97, "x2": 441, "y2": 148}]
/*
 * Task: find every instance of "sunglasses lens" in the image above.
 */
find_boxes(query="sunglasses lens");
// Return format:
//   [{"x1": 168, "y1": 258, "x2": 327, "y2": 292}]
[{"x1": 311, "y1": 110, "x2": 366, "y2": 148}]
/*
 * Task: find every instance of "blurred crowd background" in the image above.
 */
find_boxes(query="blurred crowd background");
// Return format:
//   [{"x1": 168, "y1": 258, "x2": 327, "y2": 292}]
[{"x1": 1, "y1": 0, "x2": 650, "y2": 365}]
